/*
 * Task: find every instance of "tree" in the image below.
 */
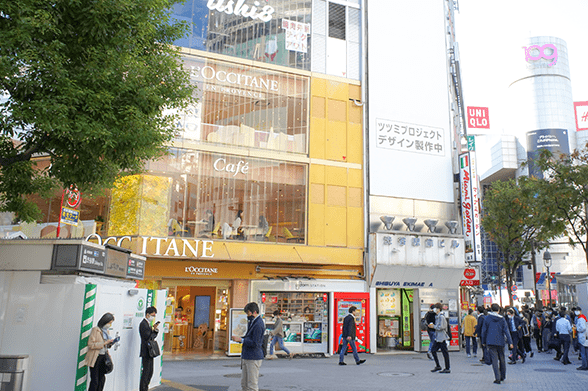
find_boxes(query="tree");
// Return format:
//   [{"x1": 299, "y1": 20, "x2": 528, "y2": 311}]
[
  {"x1": 0, "y1": 0, "x2": 195, "y2": 222},
  {"x1": 534, "y1": 144, "x2": 588, "y2": 267},
  {"x1": 481, "y1": 177, "x2": 563, "y2": 306}
]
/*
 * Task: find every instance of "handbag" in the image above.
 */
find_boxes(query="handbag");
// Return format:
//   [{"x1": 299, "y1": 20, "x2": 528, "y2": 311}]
[
  {"x1": 547, "y1": 332, "x2": 560, "y2": 350},
  {"x1": 148, "y1": 337, "x2": 161, "y2": 358},
  {"x1": 484, "y1": 352, "x2": 492, "y2": 365},
  {"x1": 104, "y1": 352, "x2": 114, "y2": 374}
]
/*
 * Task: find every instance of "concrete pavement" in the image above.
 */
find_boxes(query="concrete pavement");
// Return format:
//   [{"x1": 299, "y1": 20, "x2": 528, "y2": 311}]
[{"x1": 154, "y1": 348, "x2": 588, "y2": 391}]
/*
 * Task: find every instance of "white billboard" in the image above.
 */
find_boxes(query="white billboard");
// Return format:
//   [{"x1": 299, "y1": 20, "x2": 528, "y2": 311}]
[
  {"x1": 367, "y1": 0, "x2": 454, "y2": 202},
  {"x1": 459, "y1": 152, "x2": 482, "y2": 263}
]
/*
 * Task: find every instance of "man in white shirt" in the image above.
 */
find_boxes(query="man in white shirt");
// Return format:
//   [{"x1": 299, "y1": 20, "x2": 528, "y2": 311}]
[{"x1": 555, "y1": 312, "x2": 573, "y2": 365}]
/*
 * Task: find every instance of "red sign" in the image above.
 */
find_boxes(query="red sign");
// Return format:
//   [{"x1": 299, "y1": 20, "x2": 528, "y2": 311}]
[
  {"x1": 460, "y1": 279, "x2": 480, "y2": 286},
  {"x1": 261, "y1": 293, "x2": 266, "y2": 303},
  {"x1": 464, "y1": 268, "x2": 476, "y2": 279},
  {"x1": 467, "y1": 106, "x2": 490, "y2": 129},
  {"x1": 65, "y1": 185, "x2": 82, "y2": 209}
]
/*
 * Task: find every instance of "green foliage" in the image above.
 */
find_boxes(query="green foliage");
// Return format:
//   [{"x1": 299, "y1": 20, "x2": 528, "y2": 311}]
[
  {"x1": 481, "y1": 177, "x2": 564, "y2": 306},
  {"x1": 534, "y1": 143, "x2": 588, "y2": 264},
  {"x1": 0, "y1": 0, "x2": 194, "y2": 222}
]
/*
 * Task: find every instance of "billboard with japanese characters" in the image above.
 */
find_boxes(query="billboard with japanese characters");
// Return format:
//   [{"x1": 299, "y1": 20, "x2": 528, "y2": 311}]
[
  {"x1": 459, "y1": 152, "x2": 482, "y2": 264},
  {"x1": 367, "y1": 1, "x2": 454, "y2": 202}
]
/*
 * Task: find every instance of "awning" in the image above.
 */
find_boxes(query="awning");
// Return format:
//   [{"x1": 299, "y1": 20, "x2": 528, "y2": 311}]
[{"x1": 370, "y1": 265, "x2": 464, "y2": 290}]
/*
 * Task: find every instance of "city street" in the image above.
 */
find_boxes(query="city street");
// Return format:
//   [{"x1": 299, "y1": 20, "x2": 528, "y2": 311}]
[{"x1": 154, "y1": 348, "x2": 588, "y2": 391}]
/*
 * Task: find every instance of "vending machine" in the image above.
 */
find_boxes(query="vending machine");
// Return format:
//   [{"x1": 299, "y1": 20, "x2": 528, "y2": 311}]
[{"x1": 333, "y1": 292, "x2": 370, "y2": 353}]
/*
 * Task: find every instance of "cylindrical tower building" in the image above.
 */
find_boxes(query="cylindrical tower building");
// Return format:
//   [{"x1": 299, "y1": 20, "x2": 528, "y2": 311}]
[{"x1": 508, "y1": 36, "x2": 576, "y2": 176}]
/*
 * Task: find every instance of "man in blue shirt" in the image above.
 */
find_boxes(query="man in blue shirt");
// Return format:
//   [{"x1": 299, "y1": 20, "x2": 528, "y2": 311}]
[
  {"x1": 232, "y1": 302, "x2": 266, "y2": 391},
  {"x1": 555, "y1": 310, "x2": 573, "y2": 365}
]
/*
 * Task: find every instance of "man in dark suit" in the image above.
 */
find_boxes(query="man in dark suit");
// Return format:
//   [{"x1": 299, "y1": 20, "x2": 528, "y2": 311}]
[
  {"x1": 139, "y1": 306, "x2": 159, "y2": 391},
  {"x1": 506, "y1": 308, "x2": 525, "y2": 364},
  {"x1": 338, "y1": 306, "x2": 366, "y2": 366}
]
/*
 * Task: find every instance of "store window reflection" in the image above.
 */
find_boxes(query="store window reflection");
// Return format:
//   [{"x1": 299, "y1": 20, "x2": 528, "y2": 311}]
[
  {"x1": 170, "y1": 0, "x2": 312, "y2": 70},
  {"x1": 127, "y1": 149, "x2": 307, "y2": 243},
  {"x1": 173, "y1": 56, "x2": 309, "y2": 154}
]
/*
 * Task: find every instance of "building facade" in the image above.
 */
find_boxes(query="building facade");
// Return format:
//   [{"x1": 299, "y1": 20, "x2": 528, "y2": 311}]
[
  {"x1": 1, "y1": 0, "x2": 367, "y2": 356},
  {"x1": 365, "y1": 0, "x2": 468, "y2": 353}
]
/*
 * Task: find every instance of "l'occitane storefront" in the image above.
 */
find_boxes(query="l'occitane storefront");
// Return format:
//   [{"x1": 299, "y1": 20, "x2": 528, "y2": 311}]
[{"x1": 99, "y1": 236, "x2": 364, "y2": 355}]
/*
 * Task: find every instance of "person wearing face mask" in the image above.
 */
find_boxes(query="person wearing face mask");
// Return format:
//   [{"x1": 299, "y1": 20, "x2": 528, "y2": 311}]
[
  {"x1": 574, "y1": 307, "x2": 588, "y2": 370},
  {"x1": 84, "y1": 312, "x2": 116, "y2": 391},
  {"x1": 232, "y1": 302, "x2": 266, "y2": 391},
  {"x1": 429, "y1": 303, "x2": 451, "y2": 374},
  {"x1": 139, "y1": 306, "x2": 159, "y2": 391},
  {"x1": 506, "y1": 308, "x2": 526, "y2": 364}
]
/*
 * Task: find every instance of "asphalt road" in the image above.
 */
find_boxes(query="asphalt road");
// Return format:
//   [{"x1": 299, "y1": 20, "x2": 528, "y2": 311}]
[{"x1": 154, "y1": 348, "x2": 588, "y2": 391}]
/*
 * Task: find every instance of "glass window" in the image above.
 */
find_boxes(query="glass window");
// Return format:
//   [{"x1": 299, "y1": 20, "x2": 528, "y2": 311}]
[
  {"x1": 144, "y1": 149, "x2": 307, "y2": 244},
  {"x1": 174, "y1": 56, "x2": 309, "y2": 154},
  {"x1": 171, "y1": 0, "x2": 313, "y2": 70},
  {"x1": 328, "y1": 2, "x2": 346, "y2": 40}
]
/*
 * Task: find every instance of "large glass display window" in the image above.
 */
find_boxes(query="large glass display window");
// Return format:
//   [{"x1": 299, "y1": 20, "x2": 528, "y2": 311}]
[
  {"x1": 144, "y1": 149, "x2": 307, "y2": 243},
  {"x1": 174, "y1": 56, "x2": 309, "y2": 154},
  {"x1": 171, "y1": 0, "x2": 313, "y2": 70}
]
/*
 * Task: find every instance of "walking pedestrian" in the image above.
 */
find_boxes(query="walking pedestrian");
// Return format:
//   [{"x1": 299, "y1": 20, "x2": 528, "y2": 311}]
[
  {"x1": 506, "y1": 308, "x2": 526, "y2": 364},
  {"x1": 268, "y1": 311, "x2": 293, "y2": 360},
  {"x1": 463, "y1": 309, "x2": 478, "y2": 358},
  {"x1": 475, "y1": 306, "x2": 487, "y2": 363},
  {"x1": 575, "y1": 307, "x2": 588, "y2": 370},
  {"x1": 555, "y1": 309, "x2": 573, "y2": 365},
  {"x1": 338, "y1": 306, "x2": 366, "y2": 366},
  {"x1": 139, "y1": 306, "x2": 159, "y2": 391},
  {"x1": 482, "y1": 304, "x2": 514, "y2": 385},
  {"x1": 429, "y1": 303, "x2": 451, "y2": 374},
  {"x1": 231, "y1": 302, "x2": 266, "y2": 391},
  {"x1": 84, "y1": 313, "x2": 116, "y2": 391},
  {"x1": 532, "y1": 310, "x2": 544, "y2": 352},
  {"x1": 425, "y1": 304, "x2": 437, "y2": 360},
  {"x1": 521, "y1": 314, "x2": 533, "y2": 358},
  {"x1": 543, "y1": 313, "x2": 554, "y2": 354}
]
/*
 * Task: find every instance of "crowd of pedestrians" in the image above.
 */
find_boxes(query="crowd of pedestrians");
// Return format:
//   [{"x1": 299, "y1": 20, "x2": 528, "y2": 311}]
[{"x1": 443, "y1": 302, "x2": 588, "y2": 385}]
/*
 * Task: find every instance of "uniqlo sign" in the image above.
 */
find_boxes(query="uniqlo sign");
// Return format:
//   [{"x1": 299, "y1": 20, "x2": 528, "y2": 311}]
[
  {"x1": 574, "y1": 101, "x2": 588, "y2": 131},
  {"x1": 467, "y1": 106, "x2": 490, "y2": 129}
]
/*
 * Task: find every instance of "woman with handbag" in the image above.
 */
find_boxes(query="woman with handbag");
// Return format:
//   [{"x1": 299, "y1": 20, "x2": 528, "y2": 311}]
[{"x1": 84, "y1": 313, "x2": 116, "y2": 391}]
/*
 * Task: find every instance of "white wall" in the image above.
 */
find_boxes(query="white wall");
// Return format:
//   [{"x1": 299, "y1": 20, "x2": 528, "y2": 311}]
[
  {"x1": 0, "y1": 272, "x2": 166, "y2": 391},
  {"x1": 367, "y1": 0, "x2": 454, "y2": 202}
]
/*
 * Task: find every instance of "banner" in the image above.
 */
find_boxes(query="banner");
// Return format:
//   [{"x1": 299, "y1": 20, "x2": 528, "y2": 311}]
[{"x1": 459, "y1": 152, "x2": 482, "y2": 263}]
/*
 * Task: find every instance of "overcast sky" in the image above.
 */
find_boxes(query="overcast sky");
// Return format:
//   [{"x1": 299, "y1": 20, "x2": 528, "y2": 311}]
[{"x1": 454, "y1": 0, "x2": 588, "y2": 171}]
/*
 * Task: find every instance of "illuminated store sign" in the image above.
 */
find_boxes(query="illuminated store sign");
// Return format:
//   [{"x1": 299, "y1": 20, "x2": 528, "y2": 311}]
[
  {"x1": 190, "y1": 65, "x2": 279, "y2": 91},
  {"x1": 206, "y1": 0, "x2": 275, "y2": 23},
  {"x1": 524, "y1": 44, "x2": 558, "y2": 67}
]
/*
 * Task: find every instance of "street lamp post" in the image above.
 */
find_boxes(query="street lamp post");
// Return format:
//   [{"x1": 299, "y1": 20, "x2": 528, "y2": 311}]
[
  {"x1": 530, "y1": 241, "x2": 542, "y2": 309},
  {"x1": 543, "y1": 250, "x2": 552, "y2": 307}
]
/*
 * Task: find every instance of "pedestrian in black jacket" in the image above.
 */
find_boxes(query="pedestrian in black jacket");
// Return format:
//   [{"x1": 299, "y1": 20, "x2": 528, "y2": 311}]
[
  {"x1": 506, "y1": 308, "x2": 526, "y2": 364},
  {"x1": 425, "y1": 305, "x2": 437, "y2": 360},
  {"x1": 338, "y1": 306, "x2": 366, "y2": 366},
  {"x1": 139, "y1": 306, "x2": 159, "y2": 391},
  {"x1": 475, "y1": 306, "x2": 487, "y2": 363}
]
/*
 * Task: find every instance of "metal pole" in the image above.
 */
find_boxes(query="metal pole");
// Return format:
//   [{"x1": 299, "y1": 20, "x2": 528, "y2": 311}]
[
  {"x1": 547, "y1": 265, "x2": 551, "y2": 307},
  {"x1": 531, "y1": 242, "x2": 541, "y2": 309}
]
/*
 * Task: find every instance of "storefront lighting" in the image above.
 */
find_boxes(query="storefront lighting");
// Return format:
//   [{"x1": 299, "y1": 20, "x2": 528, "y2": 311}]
[
  {"x1": 445, "y1": 220, "x2": 458, "y2": 235},
  {"x1": 424, "y1": 219, "x2": 438, "y2": 233},
  {"x1": 380, "y1": 216, "x2": 395, "y2": 230},
  {"x1": 402, "y1": 217, "x2": 417, "y2": 232}
]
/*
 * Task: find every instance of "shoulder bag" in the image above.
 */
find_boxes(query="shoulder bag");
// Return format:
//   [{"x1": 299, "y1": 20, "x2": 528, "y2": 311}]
[
  {"x1": 148, "y1": 336, "x2": 161, "y2": 358},
  {"x1": 104, "y1": 351, "x2": 114, "y2": 374}
]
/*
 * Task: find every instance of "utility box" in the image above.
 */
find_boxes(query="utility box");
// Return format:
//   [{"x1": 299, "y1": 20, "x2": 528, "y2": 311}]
[{"x1": 0, "y1": 355, "x2": 29, "y2": 391}]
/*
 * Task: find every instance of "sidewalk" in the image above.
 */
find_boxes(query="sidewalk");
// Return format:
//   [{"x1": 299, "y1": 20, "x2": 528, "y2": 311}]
[{"x1": 154, "y1": 347, "x2": 588, "y2": 391}]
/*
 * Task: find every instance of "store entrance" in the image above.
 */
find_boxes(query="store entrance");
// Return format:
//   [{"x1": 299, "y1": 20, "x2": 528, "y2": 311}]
[
  {"x1": 376, "y1": 288, "x2": 414, "y2": 351},
  {"x1": 164, "y1": 285, "x2": 229, "y2": 354}
]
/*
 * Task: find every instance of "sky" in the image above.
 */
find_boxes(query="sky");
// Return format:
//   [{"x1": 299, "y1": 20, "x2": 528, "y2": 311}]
[{"x1": 454, "y1": 0, "x2": 588, "y2": 173}]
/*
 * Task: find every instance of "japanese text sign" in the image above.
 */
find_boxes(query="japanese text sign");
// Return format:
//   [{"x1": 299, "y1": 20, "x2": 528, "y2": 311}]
[{"x1": 376, "y1": 119, "x2": 445, "y2": 156}]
